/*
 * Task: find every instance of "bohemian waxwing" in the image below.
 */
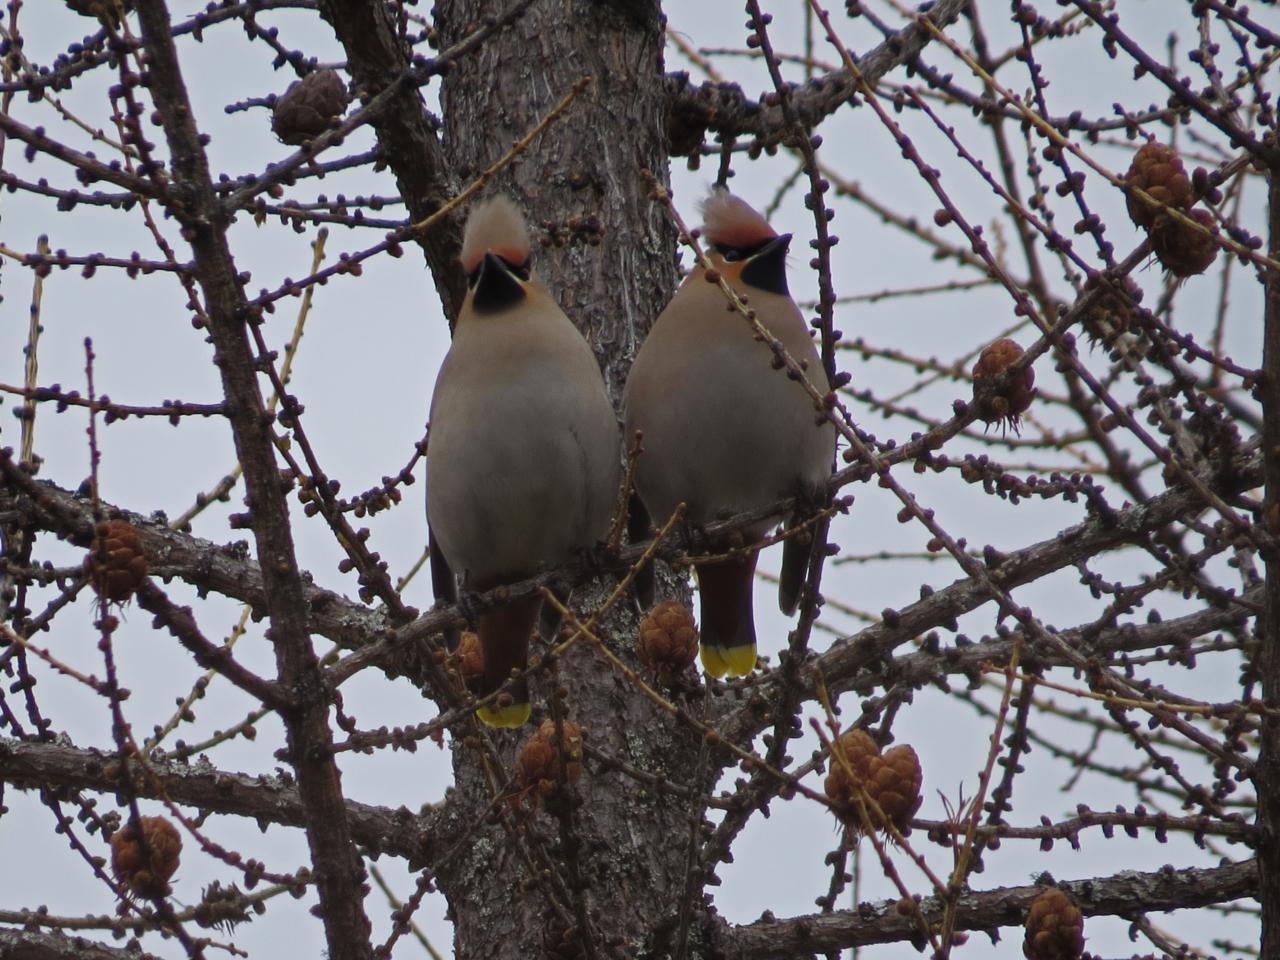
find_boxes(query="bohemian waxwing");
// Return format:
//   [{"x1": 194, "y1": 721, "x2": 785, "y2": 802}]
[
  {"x1": 427, "y1": 195, "x2": 621, "y2": 726},
  {"x1": 624, "y1": 190, "x2": 834, "y2": 678}
]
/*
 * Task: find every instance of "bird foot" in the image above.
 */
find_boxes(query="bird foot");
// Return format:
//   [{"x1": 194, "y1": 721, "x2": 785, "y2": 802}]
[{"x1": 455, "y1": 588, "x2": 484, "y2": 631}]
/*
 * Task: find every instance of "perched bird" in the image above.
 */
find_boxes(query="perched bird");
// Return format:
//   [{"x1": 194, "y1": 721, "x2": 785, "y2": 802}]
[
  {"x1": 624, "y1": 190, "x2": 834, "y2": 678},
  {"x1": 427, "y1": 195, "x2": 621, "y2": 727}
]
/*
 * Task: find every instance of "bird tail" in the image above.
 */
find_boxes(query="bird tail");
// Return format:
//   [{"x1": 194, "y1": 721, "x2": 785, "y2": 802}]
[
  {"x1": 538, "y1": 584, "x2": 566, "y2": 642},
  {"x1": 627, "y1": 493, "x2": 655, "y2": 609},
  {"x1": 695, "y1": 552, "x2": 759, "y2": 678},
  {"x1": 778, "y1": 517, "x2": 814, "y2": 616},
  {"x1": 428, "y1": 527, "x2": 461, "y2": 650},
  {"x1": 476, "y1": 594, "x2": 538, "y2": 727}
]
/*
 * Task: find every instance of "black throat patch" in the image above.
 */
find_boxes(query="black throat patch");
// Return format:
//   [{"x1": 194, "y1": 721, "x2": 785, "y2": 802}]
[
  {"x1": 740, "y1": 234, "x2": 790, "y2": 296},
  {"x1": 471, "y1": 251, "x2": 529, "y2": 313}
]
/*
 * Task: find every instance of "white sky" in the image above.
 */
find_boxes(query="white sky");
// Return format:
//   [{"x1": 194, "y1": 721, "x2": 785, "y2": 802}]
[{"x1": 0, "y1": 1, "x2": 1262, "y2": 958}]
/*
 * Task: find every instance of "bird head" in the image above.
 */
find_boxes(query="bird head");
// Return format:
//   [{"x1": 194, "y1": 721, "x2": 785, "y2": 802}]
[
  {"x1": 700, "y1": 189, "x2": 792, "y2": 296},
  {"x1": 460, "y1": 195, "x2": 535, "y2": 314}
]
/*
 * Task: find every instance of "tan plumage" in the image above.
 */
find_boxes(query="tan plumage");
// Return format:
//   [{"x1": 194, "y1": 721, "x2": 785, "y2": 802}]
[
  {"x1": 427, "y1": 195, "x2": 621, "y2": 726},
  {"x1": 458, "y1": 194, "x2": 530, "y2": 275},
  {"x1": 624, "y1": 190, "x2": 834, "y2": 678}
]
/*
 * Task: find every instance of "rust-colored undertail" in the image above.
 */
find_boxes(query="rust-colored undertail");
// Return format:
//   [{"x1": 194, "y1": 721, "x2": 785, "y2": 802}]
[
  {"x1": 694, "y1": 551, "x2": 759, "y2": 678},
  {"x1": 476, "y1": 593, "x2": 539, "y2": 727}
]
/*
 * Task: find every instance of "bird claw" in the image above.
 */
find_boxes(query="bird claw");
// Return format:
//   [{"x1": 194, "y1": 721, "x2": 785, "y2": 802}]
[
  {"x1": 791, "y1": 478, "x2": 831, "y2": 517},
  {"x1": 577, "y1": 543, "x2": 609, "y2": 580},
  {"x1": 679, "y1": 516, "x2": 708, "y2": 555},
  {"x1": 456, "y1": 589, "x2": 483, "y2": 630}
]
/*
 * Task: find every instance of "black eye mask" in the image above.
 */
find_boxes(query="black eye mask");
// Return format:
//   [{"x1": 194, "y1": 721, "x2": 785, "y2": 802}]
[
  {"x1": 469, "y1": 252, "x2": 532, "y2": 312},
  {"x1": 720, "y1": 234, "x2": 791, "y2": 296}
]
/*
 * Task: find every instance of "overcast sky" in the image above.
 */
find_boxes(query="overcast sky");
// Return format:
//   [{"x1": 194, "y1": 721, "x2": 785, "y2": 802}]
[{"x1": 0, "y1": 2, "x2": 1260, "y2": 957}]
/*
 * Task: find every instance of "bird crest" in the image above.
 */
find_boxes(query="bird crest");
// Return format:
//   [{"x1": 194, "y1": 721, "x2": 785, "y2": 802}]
[
  {"x1": 700, "y1": 190, "x2": 777, "y2": 250},
  {"x1": 460, "y1": 195, "x2": 532, "y2": 275}
]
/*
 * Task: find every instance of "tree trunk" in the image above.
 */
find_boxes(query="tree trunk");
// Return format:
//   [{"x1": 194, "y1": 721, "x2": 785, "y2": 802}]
[
  {"x1": 436, "y1": 0, "x2": 676, "y2": 396},
  {"x1": 428, "y1": 3, "x2": 707, "y2": 958}
]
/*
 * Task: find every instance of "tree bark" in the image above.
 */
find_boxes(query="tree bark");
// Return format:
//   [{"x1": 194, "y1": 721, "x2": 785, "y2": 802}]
[
  {"x1": 0, "y1": 930, "x2": 164, "y2": 960},
  {"x1": 425, "y1": 3, "x2": 712, "y2": 958},
  {"x1": 436, "y1": 0, "x2": 676, "y2": 396}
]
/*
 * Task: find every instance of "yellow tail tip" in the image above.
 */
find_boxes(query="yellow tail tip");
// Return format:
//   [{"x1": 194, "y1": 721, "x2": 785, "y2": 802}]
[
  {"x1": 700, "y1": 643, "x2": 757, "y2": 679},
  {"x1": 477, "y1": 701, "x2": 532, "y2": 728}
]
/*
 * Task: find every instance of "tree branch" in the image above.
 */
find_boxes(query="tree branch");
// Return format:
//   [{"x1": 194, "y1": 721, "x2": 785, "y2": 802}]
[
  {"x1": 724, "y1": 858, "x2": 1258, "y2": 956},
  {"x1": 798, "y1": 447, "x2": 1261, "y2": 704},
  {"x1": 133, "y1": 581, "x2": 293, "y2": 711},
  {"x1": 133, "y1": 2, "x2": 374, "y2": 955},
  {"x1": 314, "y1": 0, "x2": 536, "y2": 322},
  {"x1": 665, "y1": 0, "x2": 970, "y2": 153},
  {"x1": 0, "y1": 736, "x2": 438, "y2": 864},
  {"x1": 0, "y1": 929, "x2": 164, "y2": 960},
  {"x1": 1256, "y1": 115, "x2": 1280, "y2": 958},
  {"x1": 0, "y1": 441, "x2": 1261, "y2": 737},
  {"x1": 0, "y1": 113, "x2": 156, "y2": 197},
  {"x1": 841, "y1": 584, "x2": 1259, "y2": 699},
  {"x1": 0, "y1": 459, "x2": 389, "y2": 653}
]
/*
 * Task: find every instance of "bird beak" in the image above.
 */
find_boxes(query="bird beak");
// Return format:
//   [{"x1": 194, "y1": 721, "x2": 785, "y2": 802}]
[
  {"x1": 480, "y1": 250, "x2": 511, "y2": 280},
  {"x1": 754, "y1": 233, "x2": 792, "y2": 261},
  {"x1": 740, "y1": 233, "x2": 792, "y2": 296},
  {"x1": 471, "y1": 251, "x2": 527, "y2": 312}
]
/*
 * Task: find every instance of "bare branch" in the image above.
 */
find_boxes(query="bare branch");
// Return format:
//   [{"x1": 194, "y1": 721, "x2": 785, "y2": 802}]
[
  {"x1": 725, "y1": 859, "x2": 1258, "y2": 956},
  {"x1": 0, "y1": 929, "x2": 165, "y2": 960},
  {"x1": 665, "y1": 0, "x2": 970, "y2": 152}
]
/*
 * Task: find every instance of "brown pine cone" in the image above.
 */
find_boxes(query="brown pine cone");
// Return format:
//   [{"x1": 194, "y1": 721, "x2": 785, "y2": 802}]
[
  {"x1": 272, "y1": 69, "x2": 350, "y2": 146},
  {"x1": 823, "y1": 729, "x2": 922, "y2": 835},
  {"x1": 86, "y1": 519, "x2": 148, "y2": 603},
  {"x1": 110, "y1": 816, "x2": 182, "y2": 897},
  {"x1": 452, "y1": 630, "x2": 485, "y2": 695},
  {"x1": 1150, "y1": 208, "x2": 1218, "y2": 278},
  {"x1": 517, "y1": 719, "x2": 584, "y2": 800},
  {"x1": 1125, "y1": 141, "x2": 1192, "y2": 229},
  {"x1": 1079, "y1": 273, "x2": 1141, "y2": 349},
  {"x1": 636, "y1": 600, "x2": 699, "y2": 685},
  {"x1": 1023, "y1": 888, "x2": 1085, "y2": 960},
  {"x1": 971, "y1": 338, "x2": 1035, "y2": 432}
]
